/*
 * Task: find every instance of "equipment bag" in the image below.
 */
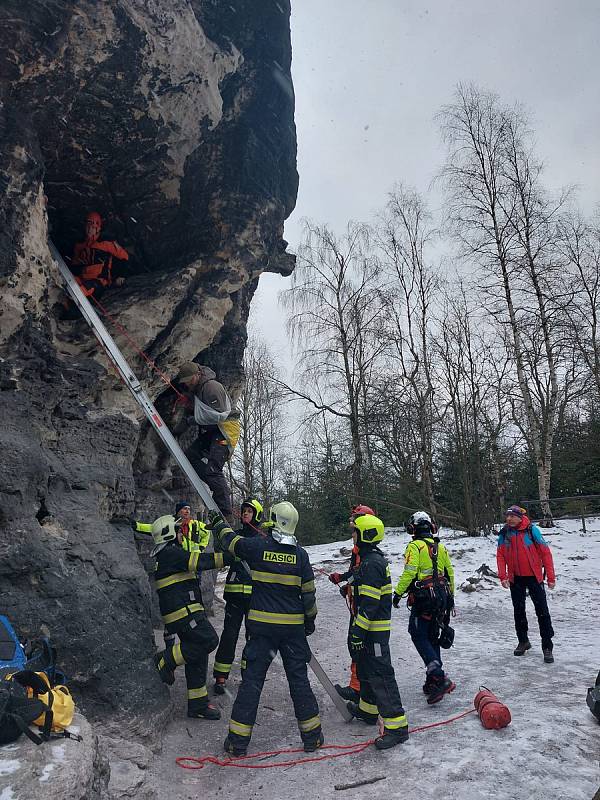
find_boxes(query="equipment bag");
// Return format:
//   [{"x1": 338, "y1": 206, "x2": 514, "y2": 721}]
[
  {"x1": 24, "y1": 638, "x2": 67, "y2": 686},
  {"x1": 0, "y1": 670, "x2": 81, "y2": 745},
  {"x1": 0, "y1": 615, "x2": 27, "y2": 680}
]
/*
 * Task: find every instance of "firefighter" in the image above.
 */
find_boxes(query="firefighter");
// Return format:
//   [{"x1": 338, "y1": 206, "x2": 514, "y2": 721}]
[
  {"x1": 132, "y1": 501, "x2": 210, "y2": 550},
  {"x1": 209, "y1": 502, "x2": 322, "y2": 756},
  {"x1": 328, "y1": 504, "x2": 375, "y2": 702},
  {"x1": 345, "y1": 513, "x2": 409, "y2": 750},
  {"x1": 212, "y1": 498, "x2": 264, "y2": 694},
  {"x1": 151, "y1": 514, "x2": 235, "y2": 720},
  {"x1": 174, "y1": 362, "x2": 239, "y2": 523},
  {"x1": 69, "y1": 211, "x2": 129, "y2": 299},
  {"x1": 393, "y1": 511, "x2": 456, "y2": 704},
  {"x1": 132, "y1": 503, "x2": 211, "y2": 650}
]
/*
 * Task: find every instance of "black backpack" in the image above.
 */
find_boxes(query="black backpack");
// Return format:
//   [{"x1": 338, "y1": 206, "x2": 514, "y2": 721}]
[{"x1": 0, "y1": 672, "x2": 50, "y2": 745}]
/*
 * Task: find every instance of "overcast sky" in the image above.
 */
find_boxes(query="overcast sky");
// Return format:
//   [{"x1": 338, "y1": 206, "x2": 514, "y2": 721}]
[{"x1": 249, "y1": 0, "x2": 600, "y2": 367}]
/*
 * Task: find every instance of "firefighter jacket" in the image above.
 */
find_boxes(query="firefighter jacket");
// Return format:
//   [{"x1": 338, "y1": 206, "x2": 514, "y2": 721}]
[
  {"x1": 223, "y1": 521, "x2": 263, "y2": 599},
  {"x1": 350, "y1": 546, "x2": 393, "y2": 644},
  {"x1": 154, "y1": 543, "x2": 234, "y2": 633},
  {"x1": 497, "y1": 517, "x2": 555, "y2": 584},
  {"x1": 218, "y1": 526, "x2": 317, "y2": 634},
  {"x1": 135, "y1": 519, "x2": 210, "y2": 550},
  {"x1": 395, "y1": 536, "x2": 455, "y2": 597}
]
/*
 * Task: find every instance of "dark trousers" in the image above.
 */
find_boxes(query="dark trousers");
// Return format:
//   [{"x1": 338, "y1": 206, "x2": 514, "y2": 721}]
[
  {"x1": 186, "y1": 436, "x2": 232, "y2": 516},
  {"x1": 355, "y1": 641, "x2": 407, "y2": 732},
  {"x1": 510, "y1": 576, "x2": 554, "y2": 650},
  {"x1": 163, "y1": 615, "x2": 219, "y2": 711},
  {"x1": 213, "y1": 596, "x2": 250, "y2": 678},
  {"x1": 228, "y1": 632, "x2": 321, "y2": 748},
  {"x1": 408, "y1": 611, "x2": 444, "y2": 677}
]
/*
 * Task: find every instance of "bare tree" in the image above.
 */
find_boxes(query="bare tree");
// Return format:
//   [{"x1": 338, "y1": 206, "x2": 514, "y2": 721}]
[
  {"x1": 438, "y1": 84, "x2": 574, "y2": 523},
  {"x1": 375, "y1": 185, "x2": 442, "y2": 513},
  {"x1": 279, "y1": 220, "x2": 384, "y2": 494}
]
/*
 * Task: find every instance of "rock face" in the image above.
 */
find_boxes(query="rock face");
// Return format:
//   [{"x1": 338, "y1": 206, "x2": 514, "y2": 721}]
[{"x1": 0, "y1": 0, "x2": 297, "y2": 735}]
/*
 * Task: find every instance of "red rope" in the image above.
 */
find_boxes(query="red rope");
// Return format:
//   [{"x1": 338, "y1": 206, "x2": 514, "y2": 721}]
[
  {"x1": 89, "y1": 294, "x2": 185, "y2": 400},
  {"x1": 175, "y1": 708, "x2": 476, "y2": 771}
]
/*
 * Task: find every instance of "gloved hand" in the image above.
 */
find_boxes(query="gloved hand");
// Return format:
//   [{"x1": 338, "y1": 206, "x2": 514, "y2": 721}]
[
  {"x1": 304, "y1": 619, "x2": 316, "y2": 636},
  {"x1": 208, "y1": 509, "x2": 225, "y2": 527},
  {"x1": 392, "y1": 592, "x2": 402, "y2": 608},
  {"x1": 348, "y1": 633, "x2": 365, "y2": 656},
  {"x1": 328, "y1": 572, "x2": 342, "y2": 585}
]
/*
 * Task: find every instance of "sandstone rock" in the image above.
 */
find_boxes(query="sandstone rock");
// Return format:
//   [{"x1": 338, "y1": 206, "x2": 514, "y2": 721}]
[
  {"x1": 0, "y1": 713, "x2": 109, "y2": 800},
  {"x1": 0, "y1": 0, "x2": 297, "y2": 736}
]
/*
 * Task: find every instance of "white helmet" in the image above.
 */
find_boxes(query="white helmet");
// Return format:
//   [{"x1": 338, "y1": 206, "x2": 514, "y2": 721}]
[
  {"x1": 151, "y1": 514, "x2": 179, "y2": 555},
  {"x1": 407, "y1": 510, "x2": 436, "y2": 536},
  {"x1": 269, "y1": 501, "x2": 299, "y2": 546}
]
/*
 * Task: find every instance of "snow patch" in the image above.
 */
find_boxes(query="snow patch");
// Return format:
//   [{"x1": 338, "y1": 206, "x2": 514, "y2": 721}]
[{"x1": 0, "y1": 760, "x2": 20, "y2": 776}]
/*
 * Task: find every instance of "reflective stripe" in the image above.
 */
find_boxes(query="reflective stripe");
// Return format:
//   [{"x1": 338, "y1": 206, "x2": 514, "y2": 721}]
[
  {"x1": 298, "y1": 715, "x2": 321, "y2": 733},
  {"x1": 173, "y1": 643, "x2": 185, "y2": 666},
  {"x1": 359, "y1": 584, "x2": 381, "y2": 600},
  {"x1": 187, "y1": 686, "x2": 208, "y2": 700},
  {"x1": 188, "y1": 551, "x2": 200, "y2": 572},
  {"x1": 359, "y1": 698, "x2": 379, "y2": 715},
  {"x1": 224, "y1": 584, "x2": 252, "y2": 594},
  {"x1": 405, "y1": 565, "x2": 418, "y2": 573},
  {"x1": 368, "y1": 619, "x2": 391, "y2": 632},
  {"x1": 135, "y1": 522, "x2": 153, "y2": 533},
  {"x1": 162, "y1": 603, "x2": 203, "y2": 624},
  {"x1": 229, "y1": 719, "x2": 253, "y2": 737},
  {"x1": 155, "y1": 571, "x2": 195, "y2": 590},
  {"x1": 228, "y1": 535, "x2": 243, "y2": 554},
  {"x1": 240, "y1": 659, "x2": 247, "y2": 670},
  {"x1": 305, "y1": 604, "x2": 317, "y2": 619},
  {"x1": 301, "y1": 580, "x2": 315, "y2": 593},
  {"x1": 355, "y1": 613, "x2": 371, "y2": 630},
  {"x1": 251, "y1": 570, "x2": 301, "y2": 587},
  {"x1": 381, "y1": 714, "x2": 408, "y2": 730},
  {"x1": 247, "y1": 610, "x2": 304, "y2": 625},
  {"x1": 214, "y1": 552, "x2": 224, "y2": 569},
  {"x1": 213, "y1": 661, "x2": 232, "y2": 674},
  {"x1": 381, "y1": 584, "x2": 393, "y2": 595}
]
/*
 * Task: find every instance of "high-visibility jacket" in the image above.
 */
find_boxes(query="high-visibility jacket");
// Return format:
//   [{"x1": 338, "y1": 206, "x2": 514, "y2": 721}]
[
  {"x1": 153, "y1": 543, "x2": 234, "y2": 633},
  {"x1": 219, "y1": 528, "x2": 317, "y2": 634},
  {"x1": 223, "y1": 522, "x2": 263, "y2": 599},
  {"x1": 350, "y1": 546, "x2": 393, "y2": 644},
  {"x1": 134, "y1": 519, "x2": 210, "y2": 551},
  {"x1": 395, "y1": 536, "x2": 455, "y2": 597}
]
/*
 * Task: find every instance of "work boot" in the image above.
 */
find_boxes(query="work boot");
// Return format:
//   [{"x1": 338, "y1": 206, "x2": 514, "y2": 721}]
[
  {"x1": 214, "y1": 677, "x2": 227, "y2": 695},
  {"x1": 427, "y1": 676, "x2": 456, "y2": 705},
  {"x1": 346, "y1": 701, "x2": 378, "y2": 725},
  {"x1": 514, "y1": 641, "x2": 531, "y2": 656},
  {"x1": 422, "y1": 677, "x2": 435, "y2": 695},
  {"x1": 153, "y1": 652, "x2": 175, "y2": 686},
  {"x1": 187, "y1": 703, "x2": 221, "y2": 720},
  {"x1": 335, "y1": 684, "x2": 360, "y2": 702},
  {"x1": 223, "y1": 735, "x2": 247, "y2": 757},
  {"x1": 304, "y1": 731, "x2": 325, "y2": 752},
  {"x1": 374, "y1": 726, "x2": 409, "y2": 750},
  {"x1": 543, "y1": 648, "x2": 554, "y2": 664}
]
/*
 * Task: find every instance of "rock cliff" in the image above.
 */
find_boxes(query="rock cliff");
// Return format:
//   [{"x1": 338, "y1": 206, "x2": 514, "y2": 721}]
[{"x1": 0, "y1": 0, "x2": 297, "y2": 737}]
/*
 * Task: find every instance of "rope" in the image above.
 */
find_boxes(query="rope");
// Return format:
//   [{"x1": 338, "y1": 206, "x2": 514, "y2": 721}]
[
  {"x1": 89, "y1": 294, "x2": 186, "y2": 400},
  {"x1": 175, "y1": 708, "x2": 476, "y2": 771}
]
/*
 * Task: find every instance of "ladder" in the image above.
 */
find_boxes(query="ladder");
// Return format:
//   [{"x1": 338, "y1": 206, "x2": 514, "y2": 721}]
[{"x1": 49, "y1": 241, "x2": 220, "y2": 514}]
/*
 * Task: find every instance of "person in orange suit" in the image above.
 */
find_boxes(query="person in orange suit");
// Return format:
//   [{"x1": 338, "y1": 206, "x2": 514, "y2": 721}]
[{"x1": 70, "y1": 211, "x2": 129, "y2": 299}]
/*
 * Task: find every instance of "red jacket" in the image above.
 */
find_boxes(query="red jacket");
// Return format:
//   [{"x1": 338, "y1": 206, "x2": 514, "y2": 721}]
[{"x1": 496, "y1": 516, "x2": 555, "y2": 584}]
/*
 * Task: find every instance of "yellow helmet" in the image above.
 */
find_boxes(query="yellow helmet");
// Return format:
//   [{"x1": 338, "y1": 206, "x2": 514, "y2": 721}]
[
  {"x1": 151, "y1": 514, "x2": 179, "y2": 555},
  {"x1": 269, "y1": 501, "x2": 299, "y2": 545},
  {"x1": 241, "y1": 498, "x2": 263, "y2": 523},
  {"x1": 353, "y1": 513, "x2": 385, "y2": 545}
]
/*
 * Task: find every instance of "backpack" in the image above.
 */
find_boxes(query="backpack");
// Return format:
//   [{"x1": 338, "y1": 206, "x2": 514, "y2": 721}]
[
  {"x1": 24, "y1": 637, "x2": 67, "y2": 686},
  {"x1": 0, "y1": 670, "x2": 81, "y2": 746},
  {"x1": 0, "y1": 615, "x2": 27, "y2": 680}
]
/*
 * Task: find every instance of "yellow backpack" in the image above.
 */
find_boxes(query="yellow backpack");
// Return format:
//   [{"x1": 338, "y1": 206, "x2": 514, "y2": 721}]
[{"x1": 10, "y1": 670, "x2": 80, "y2": 742}]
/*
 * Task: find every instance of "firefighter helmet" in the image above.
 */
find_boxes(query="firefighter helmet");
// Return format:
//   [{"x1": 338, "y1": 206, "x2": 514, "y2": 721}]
[
  {"x1": 241, "y1": 498, "x2": 263, "y2": 523},
  {"x1": 151, "y1": 514, "x2": 180, "y2": 555},
  {"x1": 352, "y1": 513, "x2": 385, "y2": 545},
  {"x1": 351, "y1": 504, "x2": 375, "y2": 517},
  {"x1": 269, "y1": 501, "x2": 299, "y2": 545}
]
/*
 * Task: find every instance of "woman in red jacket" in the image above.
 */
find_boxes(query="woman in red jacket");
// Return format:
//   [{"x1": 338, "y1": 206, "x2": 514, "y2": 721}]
[{"x1": 497, "y1": 505, "x2": 556, "y2": 663}]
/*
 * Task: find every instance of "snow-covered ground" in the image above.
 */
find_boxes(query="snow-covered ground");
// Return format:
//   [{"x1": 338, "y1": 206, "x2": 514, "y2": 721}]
[{"x1": 151, "y1": 518, "x2": 600, "y2": 800}]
